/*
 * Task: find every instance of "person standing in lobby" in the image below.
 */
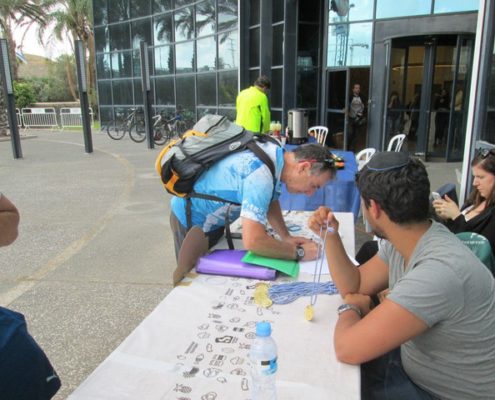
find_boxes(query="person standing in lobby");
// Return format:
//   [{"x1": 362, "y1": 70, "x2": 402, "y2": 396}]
[
  {"x1": 347, "y1": 83, "x2": 366, "y2": 151},
  {"x1": 235, "y1": 75, "x2": 271, "y2": 134}
]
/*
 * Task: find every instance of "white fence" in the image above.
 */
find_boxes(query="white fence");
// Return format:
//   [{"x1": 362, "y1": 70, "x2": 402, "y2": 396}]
[
  {"x1": 21, "y1": 108, "x2": 58, "y2": 129},
  {"x1": 16, "y1": 108, "x2": 21, "y2": 127},
  {"x1": 60, "y1": 107, "x2": 94, "y2": 129}
]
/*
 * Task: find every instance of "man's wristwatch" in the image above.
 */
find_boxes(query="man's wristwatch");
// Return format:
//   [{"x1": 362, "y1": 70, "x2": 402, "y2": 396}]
[
  {"x1": 337, "y1": 303, "x2": 362, "y2": 318},
  {"x1": 295, "y1": 245, "x2": 305, "y2": 261}
]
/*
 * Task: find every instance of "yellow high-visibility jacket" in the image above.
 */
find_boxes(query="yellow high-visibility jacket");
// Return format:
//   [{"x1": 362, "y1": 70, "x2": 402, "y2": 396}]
[{"x1": 235, "y1": 86, "x2": 271, "y2": 134}]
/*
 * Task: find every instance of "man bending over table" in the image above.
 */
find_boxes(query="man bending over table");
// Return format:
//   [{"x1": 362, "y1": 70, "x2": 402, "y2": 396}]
[
  {"x1": 170, "y1": 143, "x2": 336, "y2": 262},
  {"x1": 309, "y1": 151, "x2": 495, "y2": 399}
]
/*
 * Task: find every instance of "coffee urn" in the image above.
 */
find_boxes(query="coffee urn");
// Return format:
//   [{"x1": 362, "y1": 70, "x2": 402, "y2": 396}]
[{"x1": 287, "y1": 109, "x2": 309, "y2": 144}]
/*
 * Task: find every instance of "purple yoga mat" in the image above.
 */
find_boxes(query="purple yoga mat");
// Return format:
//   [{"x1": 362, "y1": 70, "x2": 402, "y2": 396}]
[{"x1": 196, "y1": 249, "x2": 277, "y2": 280}]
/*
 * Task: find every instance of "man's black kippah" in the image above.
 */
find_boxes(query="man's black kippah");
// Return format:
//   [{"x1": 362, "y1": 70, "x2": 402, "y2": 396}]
[{"x1": 366, "y1": 151, "x2": 410, "y2": 171}]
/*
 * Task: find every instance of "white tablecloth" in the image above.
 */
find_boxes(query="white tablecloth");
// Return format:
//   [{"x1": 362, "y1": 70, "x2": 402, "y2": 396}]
[{"x1": 70, "y1": 213, "x2": 360, "y2": 400}]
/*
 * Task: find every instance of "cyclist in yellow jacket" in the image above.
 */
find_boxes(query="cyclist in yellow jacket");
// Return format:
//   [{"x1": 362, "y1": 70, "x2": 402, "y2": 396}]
[{"x1": 236, "y1": 76, "x2": 271, "y2": 134}]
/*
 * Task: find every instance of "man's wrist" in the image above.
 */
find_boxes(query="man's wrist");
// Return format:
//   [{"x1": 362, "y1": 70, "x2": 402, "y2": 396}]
[{"x1": 337, "y1": 303, "x2": 362, "y2": 318}]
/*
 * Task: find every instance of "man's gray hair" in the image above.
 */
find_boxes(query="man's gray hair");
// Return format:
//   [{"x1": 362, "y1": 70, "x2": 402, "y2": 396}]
[{"x1": 291, "y1": 144, "x2": 337, "y2": 176}]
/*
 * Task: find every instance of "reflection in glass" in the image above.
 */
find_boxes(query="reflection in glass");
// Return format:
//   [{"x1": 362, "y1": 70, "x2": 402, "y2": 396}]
[
  {"x1": 130, "y1": 0, "x2": 151, "y2": 18},
  {"x1": 176, "y1": 75, "x2": 196, "y2": 109},
  {"x1": 111, "y1": 51, "x2": 133, "y2": 78},
  {"x1": 175, "y1": 7, "x2": 194, "y2": 42},
  {"x1": 272, "y1": 25, "x2": 283, "y2": 66},
  {"x1": 110, "y1": 23, "x2": 130, "y2": 51},
  {"x1": 155, "y1": 76, "x2": 175, "y2": 105},
  {"x1": 93, "y1": 0, "x2": 108, "y2": 26},
  {"x1": 133, "y1": 79, "x2": 143, "y2": 104},
  {"x1": 218, "y1": 0, "x2": 237, "y2": 30},
  {"x1": 99, "y1": 107, "x2": 112, "y2": 126},
  {"x1": 131, "y1": 19, "x2": 152, "y2": 49},
  {"x1": 112, "y1": 79, "x2": 134, "y2": 105},
  {"x1": 108, "y1": 0, "x2": 129, "y2": 23},
  {"x1": 98, "y1": 81, "x2": 112, "y2": 105},
  {"x1": 249, "y1": 28, "x2": 260, "y2": 68},
  {"x1": 271, "y1": 68, "x2": 282, "y2": 108},
  {"x1": 96, "y1": 53, "x2": 111, "y2": 79},
  {"x1": 155, "y1": 45, "x2": 173, "y2": 75},
  {"x1": 197, "y1": 36, "x2": 216, "y2": 71},
  {"x1": 299, "y1": 24, "x2": 318, "y2": 68},
  {"x1": 434, "y1": 0, "x2": 478, "y2": 13},
  {"x1": 176, "y1": 41, "x2": 195, "y2": 73},
  {"x1": 217, "y1": 108, "x2": 236, "y2": 120},
  {"x1": 95, "y1": 27, "x2": 110, "y2": 52},
  {"x1": 327, "y1": 22, "x2": 372, "y2": 67},
  {"x1": 197, "y1": 73, "x2": 217, "y2": 105},
  {"x1": 249, "y1": 0, "x2": 260, "y2": 25},
  {"x1": 218, "y1": 70, "x2": 237, "y2": 106},
  {"x1": 297, "y1": 68, "x2": 317, "y2": 108},
  {"x1": 154, "y1": 13, "x2": 173, "y2": 45},
  {"x1": 196, "y1": 0, "x2": 216, "y2": 37},
  {"x1": 272, "y1": 0, "x2": 284, "y2": 23},
  {"x1": 153, "y1": 0, "x2": 172, "y2": 13},
  {"x1": 328, "y1": 0, "x2": 373, "y2": 22},
  {"x1": 376, "y1": 0, "x2": 431, "y2": 19},
  {"x1": 482, "y1": 38, "x2": 495, "y2": 143},
  {"x1": 249, "y1": 69, "x2": 260, "y2": 87},
  {"x1": 218, "y1": 30, "x2": 237, "y2": 69}
]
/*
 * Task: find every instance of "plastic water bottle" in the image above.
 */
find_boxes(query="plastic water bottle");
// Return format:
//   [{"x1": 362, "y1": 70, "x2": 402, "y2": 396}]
[{"x1": 249, "y1": 321, "x2": 278, "y2": 400}]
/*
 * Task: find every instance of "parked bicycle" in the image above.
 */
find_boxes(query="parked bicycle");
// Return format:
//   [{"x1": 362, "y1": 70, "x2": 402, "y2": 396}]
[{"x1": 105, "y1": 108, "x2": 144, "y2": 141}]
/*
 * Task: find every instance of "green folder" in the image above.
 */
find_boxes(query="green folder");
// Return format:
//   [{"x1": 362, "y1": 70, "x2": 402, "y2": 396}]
[{"x1": 241, "y1": 251, "x2": 299, "y2": 277}]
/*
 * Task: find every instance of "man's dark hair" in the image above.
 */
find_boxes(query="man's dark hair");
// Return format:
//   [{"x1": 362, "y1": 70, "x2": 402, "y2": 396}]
[
  {"x1": 254, "y1": 75, "x2": 271, "y2": 90},
  {"x1": 357, "y1": 153, "x2": 430, "y2": 224},
  {"x1": 292, "y1": 144, "x2": 336, "y2": 178}
]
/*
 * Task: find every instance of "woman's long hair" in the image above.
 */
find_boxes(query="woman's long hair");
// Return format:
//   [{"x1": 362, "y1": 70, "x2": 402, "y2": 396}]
[{"x1": 467, "y1": 152, "x2": 495, "y2": 208}]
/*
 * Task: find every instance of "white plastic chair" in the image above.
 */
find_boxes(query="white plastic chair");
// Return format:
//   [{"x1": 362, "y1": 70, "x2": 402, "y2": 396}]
[
  {"x1": 387, "y1": 133, "x2": 406, "y2": 152},
  {"x1": 308, "y1": 126, "x2": 329, "y2": 146},
  {"x1": 355, "y1": 147, "x2": 376, "y2": 171}
]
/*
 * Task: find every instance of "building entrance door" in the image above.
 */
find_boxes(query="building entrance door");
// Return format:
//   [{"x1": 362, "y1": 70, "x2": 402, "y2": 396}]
[{"x1": 386, "y1": 35, "x2": 474, "y2": 161}]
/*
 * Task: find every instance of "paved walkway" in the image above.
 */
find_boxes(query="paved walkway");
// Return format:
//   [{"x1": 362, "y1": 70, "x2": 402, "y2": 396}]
[{"x1": 0, "y1": 130, "x2": 460, "y2": 398}]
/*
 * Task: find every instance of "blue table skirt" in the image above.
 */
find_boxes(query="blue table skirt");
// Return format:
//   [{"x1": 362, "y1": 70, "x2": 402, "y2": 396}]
[{"x1": 279, "y1": 148, "x2": 361, "y2": 221}]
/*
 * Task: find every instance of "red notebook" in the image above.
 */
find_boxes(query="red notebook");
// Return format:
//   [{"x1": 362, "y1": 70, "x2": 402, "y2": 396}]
[{"x1": 195, "y1": 249, "x2": 277, "y2": 280}]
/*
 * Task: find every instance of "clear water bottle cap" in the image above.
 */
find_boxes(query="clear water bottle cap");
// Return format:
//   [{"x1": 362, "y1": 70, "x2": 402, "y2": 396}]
[{"x1": 255, "y1": 321, "x2": 272, "y2": 337}]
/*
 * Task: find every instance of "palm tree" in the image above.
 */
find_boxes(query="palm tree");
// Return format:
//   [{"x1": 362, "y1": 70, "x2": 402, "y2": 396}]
[
  {"x1": 39, "y1": 0, "x2": 96, "y2": 108},
  {"x1": 0, "y1": 0, "x2": 45, "y2": 135}
]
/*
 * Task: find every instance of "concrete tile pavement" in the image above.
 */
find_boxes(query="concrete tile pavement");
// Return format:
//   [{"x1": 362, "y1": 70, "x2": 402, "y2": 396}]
[{"x1": 0, "y1": 130, "x2": 460, "y2": 398}]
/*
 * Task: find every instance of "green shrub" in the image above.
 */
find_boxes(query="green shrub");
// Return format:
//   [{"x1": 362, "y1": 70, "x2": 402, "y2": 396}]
[{"x1": 13, "y1": 81, "x2": 37, "y2": 109}]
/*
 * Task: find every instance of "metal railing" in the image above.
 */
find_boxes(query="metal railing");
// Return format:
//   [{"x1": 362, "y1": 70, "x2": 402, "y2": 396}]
[
  {"x1": 21, "y1": 108, "x2": 58, "y2": 129},
  {"x1": 60, "y1": 107, "x2": 94, "y2": 129}
]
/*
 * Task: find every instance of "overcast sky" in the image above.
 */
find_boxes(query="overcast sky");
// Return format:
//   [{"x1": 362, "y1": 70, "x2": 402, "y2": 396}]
[{"x1": 13, "y1": 22, "x2": 72, "y2": 60}]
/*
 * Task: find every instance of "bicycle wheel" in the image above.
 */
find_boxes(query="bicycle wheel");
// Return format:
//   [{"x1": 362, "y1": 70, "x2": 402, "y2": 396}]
[
  {"x1": 128, "y1": 120, "x2": 146, "y2": 143},
  {"x1": 106, "y1": 120, "x2": 125, "y2": 140},
  {"x1": 153, "y1": 127, "x2": 168, "y2": 145}
]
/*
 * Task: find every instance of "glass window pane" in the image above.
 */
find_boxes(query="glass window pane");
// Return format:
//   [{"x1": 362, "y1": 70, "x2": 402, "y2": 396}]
[
  {"x1": 376, "y1": 0, "x2": 431, "y2": 19},
  {"x1": 197, "y1": 73, "x2": 216, "y2": 106},
  {"x1": 133, "y1": 79, "x2": 143, "y2": 104},
  {"x1": 298, "y1": 24, "x2": 318, "y2": 67},
  {"x1": 197, "y1": 36, "x2": 216, "y2": 71},
  {"x1": 297, "y1": 68, "x2": 317, "y2": 107},
  {"x1": 95, "y1": 27, "x2": 110, "y2": 52},
  {"x1": 154, "y1": 45, "x2": 173, "y2": 75},
  {"x1": 176, "y1": 41, "x2": 195, "y2": 73},
  {"x1": 249, "y1": 0, "x2": 260, "y2": 25},
  {"x1": 434, "y1": 0, "x2": 478, "y2": 13},
  {"x1": 110, "y1": 23, "x2": 130, "y2": 51},
  {"x1": 249, "y1": 69, "x2": 259, "y2": 87},
  {"x1": 327, "y1": 22, "x2": 372, "y2": 67},
  {"x1": 112, "y1": 79, "x2": 134, "y2": 104},
  {"x1": 111, "y1": 51, "x2": 133, "y2": 78},
  {"x1": 153, "y1": 0, "x2": 172, "y2": 13},
  {"x1": 482, "y1": 38, "x2": 495, "y2": 143},
  {"x1": 108, "y1": 0, "x2": 129, "y2": 23},
  {"x1": 131, "y1": 19, "x2": 152, "y2": 49},
  {"x1": 176, "y1": 0, "x2": 195, "y2": 6},
  {"x1": 93, "y1": 0, "x2": 108, "y2": 26},
  {"x1": 196, "y1": 1, "x2": 216, "y2": 37},
  {"x1": 175, "y1": 7, "x2": 195, "y2": 42},
  {"x1": 98, "y1": 81, "x2": 112, "y2": 105},
  {"x1": 272, "y1": 0, "x2": 284, "y2": 23},
  {"x1": 249, "y1": 28, "x2": 260, "y2": 68},
  {"x1": 154, "y1": 13, "x2": 173, "y2": 45},
  {"x1": 176, "y1": 75, "x2": 196, "y2": 109},
  {"x1": 271, "y1": 68, "x2": 282, "y2": 108},
  {"x1": 155, "y1": 76, "x2": 175, "y2": 105},
  {"x1": 329, "y1": 0, "x2": 373, "y2": 22},
  {"x1": 99, "y1": 107, "x2": 113, "y2": 126},
  {"x1": 217, "y1": 108, "x2": 236, "y2": 120},
  {"x1": 219, "y1": 30, "x2": 237, "y2": 69},
  {"x1": 130, "y1": 0, "x2": 150, "y2": 18},
  {"x1": 272, "y1": 24, "x2": 283, "y2": 66},
  {"x1": 96, "y1": 53, "x2": 111, "y2": 79},
  {"x1": 218, "y1": 0, "x2": 237, "y2": 30},
  {"x1": 218, "y1": 70, "x2": 237, "y2": 106}
]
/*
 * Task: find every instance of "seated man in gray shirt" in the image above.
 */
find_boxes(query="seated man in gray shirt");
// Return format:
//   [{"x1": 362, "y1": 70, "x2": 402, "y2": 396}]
[{"x1": 309, "y1": 151, "x2": 495, "y2": 399}]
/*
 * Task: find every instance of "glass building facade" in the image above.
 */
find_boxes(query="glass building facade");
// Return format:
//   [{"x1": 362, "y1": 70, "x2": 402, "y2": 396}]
[{"x1": 93, "y1": 0, "x2": 489, "y2": 162}]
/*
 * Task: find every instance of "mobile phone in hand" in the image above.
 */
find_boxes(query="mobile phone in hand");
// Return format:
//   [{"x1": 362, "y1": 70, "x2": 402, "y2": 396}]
[{"x1": 431, "y1": 192, "x2": 442, "y2": 201}]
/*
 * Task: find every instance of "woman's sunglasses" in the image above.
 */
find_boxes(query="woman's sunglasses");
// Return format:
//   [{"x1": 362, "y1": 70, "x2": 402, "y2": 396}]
[{"x1": 477, "y1": 148, "x2": 495, "y2": 159}]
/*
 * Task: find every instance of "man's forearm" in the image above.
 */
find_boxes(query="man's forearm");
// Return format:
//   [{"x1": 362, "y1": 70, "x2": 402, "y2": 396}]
[
  {"x1": 325, "y1": 234, "x2": 360, "y2": 296},
  {"x1": 245, "y1": 233, "x2": 297, "y2": 260},
  {"x1": 267, "y1": 201, "x2": 290, "y2": 239}
]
